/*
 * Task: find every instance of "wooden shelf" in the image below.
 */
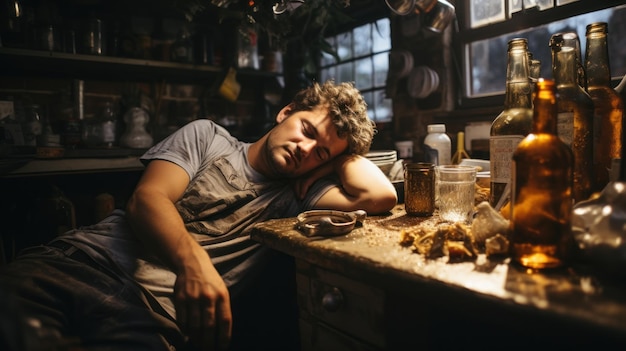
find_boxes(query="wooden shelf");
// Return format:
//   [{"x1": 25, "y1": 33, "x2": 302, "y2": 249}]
[
  {"x1": 2, "y1": 156, "x2": 144, "y2": 177},
  {"x1": 0, "y1": 47, "x2": 278, "y2": 83}
]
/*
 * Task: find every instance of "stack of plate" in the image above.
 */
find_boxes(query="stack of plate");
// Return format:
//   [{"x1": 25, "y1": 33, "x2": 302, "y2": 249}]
[{"x1": 365, "y1": 150, "x2": 398, "y2": 175}]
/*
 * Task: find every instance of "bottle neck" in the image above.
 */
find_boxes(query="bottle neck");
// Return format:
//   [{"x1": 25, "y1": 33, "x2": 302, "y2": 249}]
[
  {"x1": 585, "y1": 33, "x2": 612, "y2": 87},
  {"x1": 553, "y1": 49, "x2": 578, "y2": 88},
  {"x1": 504, "y1": 49, "x2": 532, "y2": 109},
  {"x1": 533, "y1": 84, "x2": 558, "y2": 135}
]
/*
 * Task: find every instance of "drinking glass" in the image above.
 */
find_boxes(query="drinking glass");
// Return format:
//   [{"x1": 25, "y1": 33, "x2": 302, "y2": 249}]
[{"x1": 436, "y1": 165, "x2": 476, "y2": 223}]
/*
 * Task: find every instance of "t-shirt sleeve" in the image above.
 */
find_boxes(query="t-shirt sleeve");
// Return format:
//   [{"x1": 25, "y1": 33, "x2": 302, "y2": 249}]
[
  {"x1": 140, "y1": 119, "x2": 218, "y2": 180},
  {"x1": 300, "y1": 176, "x2": 341, "y2": 210}
]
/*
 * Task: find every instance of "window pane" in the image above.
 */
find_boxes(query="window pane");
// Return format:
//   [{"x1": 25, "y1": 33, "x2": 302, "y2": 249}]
[
  {"x1": 321, "y1": 37, "x2": 337, "y2": 66},
  {"x1": 320, "y1": 66, "x2": 336, "y2": 83},
  {"x1": 355, "y1": 58, "x2": 372, "y2": 90},
  {"x1": 354, "y1": 24, "x2": 372, "y2": 57},
  {"x1": 467, "y1": 5, "x2": 626, "y2": 97},
  {"x1": 373, "y1": 18, "x2": 391, "y2": 52},
  {"x1": 338, "y1": 61, "x2": 353, "y2": 83},
  {"x1": 509, "y1": 0, "x2": 522, "y2": 17},
  {"x1": 374, "y1": 89, "x2": 392, "y2": 122},
  {"x1": 337, "y1": 32, "x2": 353, "y2": 60},
  {"x1": 320, "y1": 17, "x2": 391, "y2": 123},
  {"x1": 373, "y1": 52, "x2": 389, "y2": 87},
  {"x1": 470, "y1": 0, "x2": 505, "y2": 28},
  {"x1": 362, "y1": 91, "x2": 374, "y2": 120},
  {"x1": 523, "y1": 0, "x2": 554, "y2": 11}
]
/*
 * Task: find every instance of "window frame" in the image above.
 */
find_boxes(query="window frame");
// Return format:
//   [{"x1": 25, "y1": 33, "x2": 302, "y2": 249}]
[
  {"x1": 454, "y1": 0, "x2": 625, "y2": 109},
  {"x1": 318, "y1": 7, "x2": 393, "y2": 123}
]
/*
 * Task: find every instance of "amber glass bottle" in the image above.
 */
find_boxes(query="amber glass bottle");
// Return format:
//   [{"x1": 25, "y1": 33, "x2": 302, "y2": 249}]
[
  {"x1": 489, "y1": 38, "x2": 533, "y2": 209},
  {"x1": 550, "y1": 32, "x2": 594, "y2": 203},
  {"x1": 511, "y1": 79, "x2": 574, "y2": 269},
  {"x1": 585, "y1": 22, "x2": 624, "y2": 192}
]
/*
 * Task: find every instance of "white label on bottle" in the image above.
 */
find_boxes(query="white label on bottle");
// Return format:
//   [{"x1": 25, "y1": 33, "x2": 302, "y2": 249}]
[
  {"x1": 490, "y1": 135, "x2": 524, "y2": 183},
  {"x1": 557, "y1": 111, "x2": 574, "y2": 146}
]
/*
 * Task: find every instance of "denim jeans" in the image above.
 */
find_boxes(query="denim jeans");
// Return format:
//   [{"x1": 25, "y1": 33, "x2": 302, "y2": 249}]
[{"x1": 0, "y1": 244, "x2": 182, "y2": 351}]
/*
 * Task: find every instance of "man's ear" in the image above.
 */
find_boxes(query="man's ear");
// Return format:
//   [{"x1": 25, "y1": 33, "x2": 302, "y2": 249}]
[{"x1": 276, "y1": 104, "x2": 294, "y2": 124}]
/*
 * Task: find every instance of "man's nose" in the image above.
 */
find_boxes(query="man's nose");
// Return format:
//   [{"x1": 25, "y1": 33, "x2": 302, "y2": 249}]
[{"x1": 299, "y1": 139, "x2": 317, "y2": 156}]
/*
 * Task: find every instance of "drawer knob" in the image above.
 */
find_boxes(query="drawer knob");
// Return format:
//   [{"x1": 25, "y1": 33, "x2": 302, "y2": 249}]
[{"x1": 322, "y1": 287, "x2": 344, "y2": 312}]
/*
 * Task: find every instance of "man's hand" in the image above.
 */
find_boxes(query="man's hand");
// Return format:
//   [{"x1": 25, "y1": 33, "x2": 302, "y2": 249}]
[{"x1": 174, "y1": 246, "x2": 232, "y2": 350}]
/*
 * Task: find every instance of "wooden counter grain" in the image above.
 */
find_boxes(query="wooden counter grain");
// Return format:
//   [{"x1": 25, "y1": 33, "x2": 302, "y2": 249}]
[{"x1": 251, "y1": 204, "x2": 626, "y2": 350}]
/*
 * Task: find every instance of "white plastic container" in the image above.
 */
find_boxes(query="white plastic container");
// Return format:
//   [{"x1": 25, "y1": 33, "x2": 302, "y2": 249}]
[{"x1": 424, "y1": 124, "x2": 451, "y2": 165}]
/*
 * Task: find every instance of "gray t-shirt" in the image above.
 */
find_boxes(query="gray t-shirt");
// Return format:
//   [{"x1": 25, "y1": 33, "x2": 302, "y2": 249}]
[{"x1": 57, "y1": 119, "x2": 337, "y2": 319}]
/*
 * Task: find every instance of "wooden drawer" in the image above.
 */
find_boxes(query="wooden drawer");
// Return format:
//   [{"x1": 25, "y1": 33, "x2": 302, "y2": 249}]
[
  {"x1": 299, "y1": 318, "x2": 379, "y2": 351},
  {"x1": 296, "y1": 260, "x2": 385, "y2": 349}
]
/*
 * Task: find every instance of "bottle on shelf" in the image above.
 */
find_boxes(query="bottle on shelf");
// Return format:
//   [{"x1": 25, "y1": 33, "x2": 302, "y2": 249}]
[
  {"x1": 0, "y1": 0, "x2": 27, "y2": 48},
  {"x1": 489, "y1": 38, "x2": 533, "y2": 210},
  {"x1": 584, "y1": 22, "x2": 624, "y2": 192},
  {"x1": 22, "y1": 103, "x2": 42, "y2": 147},
  {"x1": 38, "y1": 104, "x2": 60, "y2": 148},
  {"x1": 170, "y1": 25, "x2": 194, "y2": 63},
  {"x1": 529, "y1": 58, "x2": 541, "y2": 99},
  {"x1": 81, "y1": 113, "x2": 101, "y2": 148},
  {"x1": 60, "y1": 81, "x2": 83, "y2": 149},
  {"x1": 511, "y1": 78, "x2": 574, "y2": 269},
  {"x1": 100, "y1": 101, "x2": 117, "y2": 148},
  {"x1": 424, "y1": 124, "x2": 451, "y2": 166},
  {"x1": 572, "y1": 33, "x2": 587, "y2": 92},
  {"x1": 550, "y1": 32, "x2": 594, "y2": 203}
]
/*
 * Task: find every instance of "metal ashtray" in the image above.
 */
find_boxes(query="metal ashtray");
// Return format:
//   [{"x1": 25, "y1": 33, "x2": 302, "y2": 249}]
[{"x1": 295, "y1": 209, "x2": 367, "y2": 237}]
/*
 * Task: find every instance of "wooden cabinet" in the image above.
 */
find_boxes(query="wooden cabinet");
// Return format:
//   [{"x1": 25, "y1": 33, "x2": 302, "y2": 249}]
[{"x1": 297, "y1": 260, "x2": 385, "y2": 350}]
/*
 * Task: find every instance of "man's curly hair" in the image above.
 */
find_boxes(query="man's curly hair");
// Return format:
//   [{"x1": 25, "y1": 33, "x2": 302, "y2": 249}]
[{"x1": 289, "y1": 80, "x2": 376, "y2": 155}]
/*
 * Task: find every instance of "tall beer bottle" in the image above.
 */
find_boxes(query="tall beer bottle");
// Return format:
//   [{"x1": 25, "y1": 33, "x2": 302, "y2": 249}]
[
  {"x1": 585, "y1": 22, "x2": 624, "y2": 191},
  {"x1": 530, "y1": 58, "x2": 541, "y2": 101},
  {"x1": 511, "y1": 78, "x2": 574, "y2": 269},
  {"x1": 489, "y1": 38, "x2": 533, "y2": 209},
  {"x1": 550, "y1": 32, "x2": 594, "y2": 203}
]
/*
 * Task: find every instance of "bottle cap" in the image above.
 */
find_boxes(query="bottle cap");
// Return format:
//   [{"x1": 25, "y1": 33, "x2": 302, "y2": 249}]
[{"x1": 427, "y1": 124, "x2": 446, "y2": 133}]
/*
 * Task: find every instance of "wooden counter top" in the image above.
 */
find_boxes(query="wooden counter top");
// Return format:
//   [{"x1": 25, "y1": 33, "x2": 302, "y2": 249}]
[{"x1": 251, "y1": 204, "x2": 626, "y2": 348}]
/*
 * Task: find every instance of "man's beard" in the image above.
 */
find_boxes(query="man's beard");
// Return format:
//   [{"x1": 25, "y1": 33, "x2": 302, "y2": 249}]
[{"x1": 264, "y1": 137, "x2": 293, "y2": 179}]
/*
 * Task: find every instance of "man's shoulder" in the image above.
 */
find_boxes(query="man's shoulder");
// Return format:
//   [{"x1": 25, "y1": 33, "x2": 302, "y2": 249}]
[{"x1": 185, "y1": 119, "x2": 235, "y2": 140}]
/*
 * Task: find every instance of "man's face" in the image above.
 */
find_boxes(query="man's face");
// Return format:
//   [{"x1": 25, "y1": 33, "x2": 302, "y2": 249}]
[{"x1": 264, "y1": 105, "x2": 349, "y2": 178}]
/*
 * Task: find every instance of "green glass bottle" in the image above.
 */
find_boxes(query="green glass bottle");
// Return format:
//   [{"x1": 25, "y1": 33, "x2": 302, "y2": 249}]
[
  {"x1": 550, "y1": 32, "x2": 594, "y2": 203},
  {"x1": 585, "y1": 22, "x2": 624, "y2": 192},
  {"x1": 489, "y1": 38, "x2": 533, "y2": 210}
]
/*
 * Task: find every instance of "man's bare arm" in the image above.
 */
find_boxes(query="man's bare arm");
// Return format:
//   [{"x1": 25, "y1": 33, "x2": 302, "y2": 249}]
[
  {"x1": 311, "y1": 154, "x2": 398, "y2": 214},
  {"x1": 126, "y1": 160, "x2": 232, "y2": 350}
]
